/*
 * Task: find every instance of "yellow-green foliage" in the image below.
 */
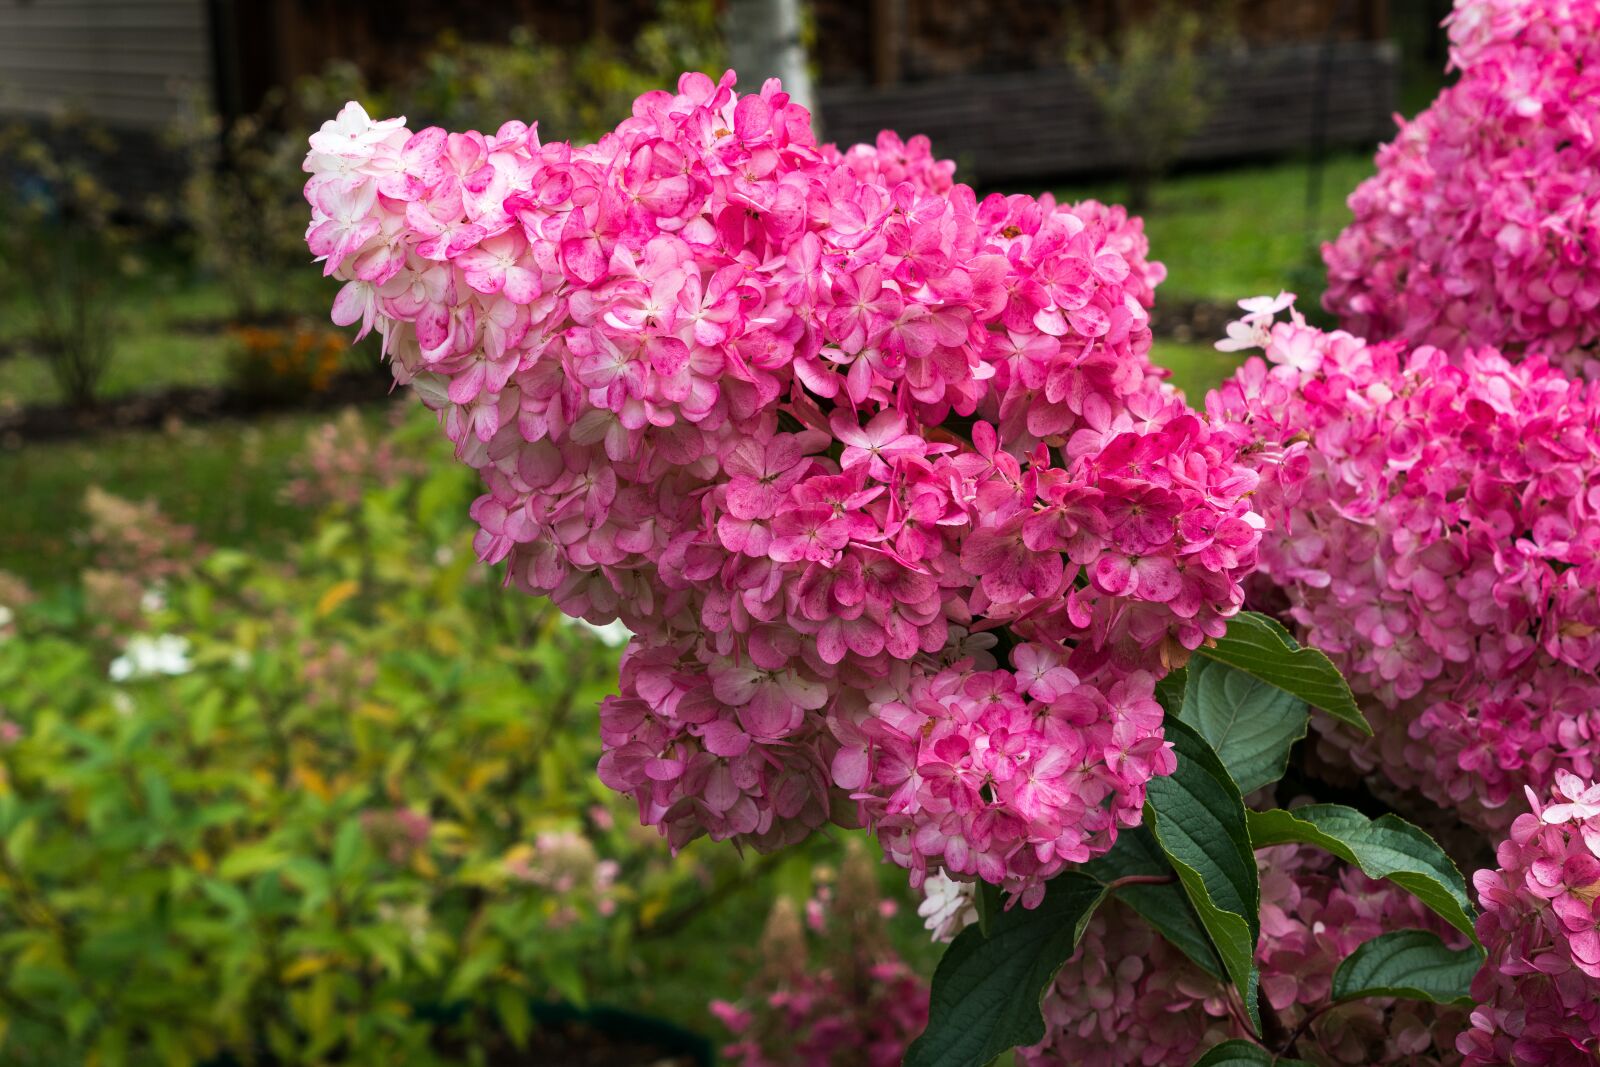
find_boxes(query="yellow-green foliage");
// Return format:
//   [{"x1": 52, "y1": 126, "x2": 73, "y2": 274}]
[{"x1": 0, "y1": 455, "x2": 722, "y2": 1065}]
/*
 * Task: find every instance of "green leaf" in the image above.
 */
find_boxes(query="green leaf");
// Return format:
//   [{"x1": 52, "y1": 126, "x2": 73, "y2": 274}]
[
  {"x1": 1178, "y1": 656, "x2": 1309, "y2": 794},
  {"x1": 1247, "y1": 806, "x2": 1476, "y2": 942},
  {"x1": 1190, "y1": 1039, "x2": 1312, "y2": 1066},
  {"x1": 218, "y1": 840, "x2": 288, "y2": 881},
  {"x1": 1332, "y1": 930, "x2": 1483, "y2": 1006},
  {"x1": 331, "y1": 818, "x2": 365, "y2": 879},
  {"x1": 1155, "y1": 666, "x2": 1188, "y2": 715},
  {"x1": 444, "y1": 940, "x2": 506, "y2": 1001},
  {"x1": 975, "y1": 881, "x2": 1001, "y2": 938},
  {"x1": 1145, "y1": 717, "x2": 1261, "y2": 1032},
  {"x1": 1082, "y1": 826, "x2": 1222, "y2": 979},
  {"x1": 495, "y1": 986, "x2": 535, "y2": 1049},
  {"x1": 1195, "y1": 612, "x2": 1368, "y2": 734},
  {"x1": 904, "y1": 873, "x2": 1108, "y2": 1067}
]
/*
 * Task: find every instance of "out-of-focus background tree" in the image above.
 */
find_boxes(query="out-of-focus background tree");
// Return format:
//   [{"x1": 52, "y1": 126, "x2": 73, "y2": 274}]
[{"x1": 0, "y1": 1, "x2": 1450, "y2": 1063}]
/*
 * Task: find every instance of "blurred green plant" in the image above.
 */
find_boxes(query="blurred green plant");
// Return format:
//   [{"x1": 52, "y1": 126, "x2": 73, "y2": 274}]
[
  {"x1": 1067, "y1": 2, "x2": 1238, "y2": 210},
  {"x1": 397, "y1": 0, "x2": 723, "y2": 142},
  {"x1": 0, "y1": 114, "x2": 149, "y2": 408},
  {"x1": 169, "y1": 0, "x2": 723, "y2": 330},
  {"x1": 170, "y1": 92, "x2": 314, "y2": 324},
  {"x1": 0, "y1": 415, "x2": 750, "y2": 1065}
]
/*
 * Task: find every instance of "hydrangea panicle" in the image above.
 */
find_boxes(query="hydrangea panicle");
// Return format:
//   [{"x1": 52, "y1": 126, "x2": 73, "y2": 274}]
[
  {"x1": 1323, "y1": 0, "x2": 1600, "y2": 376},
  {"x1": 304, "y1": 71, "x2": 1265, "y2": 901},
  {"x1": 1207, "y1": 299, "x2": 1600, "y2": 831}
]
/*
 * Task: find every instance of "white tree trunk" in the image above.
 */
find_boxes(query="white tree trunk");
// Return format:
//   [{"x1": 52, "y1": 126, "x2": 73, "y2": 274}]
[{"x1": 723, "y1": 0, "x2": 816, "y2": 119}]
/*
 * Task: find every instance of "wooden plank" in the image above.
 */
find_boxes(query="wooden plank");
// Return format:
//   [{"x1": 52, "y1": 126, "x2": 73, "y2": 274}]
[
  {"x1": 0, "y1": 0, "x2": 208, "y2": 131},
  {"x1": 818, "y1": 40, "x2": 1398, "y2": 183}
]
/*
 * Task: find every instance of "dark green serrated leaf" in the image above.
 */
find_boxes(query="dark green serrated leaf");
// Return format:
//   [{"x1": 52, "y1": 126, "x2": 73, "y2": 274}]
[
  {"x1": 1247, "y1": 806, "x2": 1476, "y2": 943},
  {"x1": 1145, "y1": 717, "x2": 1261, "y2": 1032},
  {"x1": 1189, "y1": 1039, "x2": 1313, "y2": 1066},
  {"x1": 904, "y1": 873, "x2": 1107, "y2": 1067},
  {"x1": 1179, "y1": 656, "x2": 1309, "y2": 794},
  {"x1": 1332, "y1": 929, "x2": 1483, "y2": 1006},
  {"x1": 1082, "y1": 826, "x2": 1223, "y2": 979},
  {"x1": 1247, "y1": 613, "x2": 1300, "y2": 647},
  {"x1": 1195, "y1": 612, "x2": 1368, "y2": 734}
]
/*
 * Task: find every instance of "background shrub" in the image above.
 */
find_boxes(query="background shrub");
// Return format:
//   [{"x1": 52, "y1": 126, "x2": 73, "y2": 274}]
[{"x1": 0, "y1": 428, "x2": 742, "y2": 1066}]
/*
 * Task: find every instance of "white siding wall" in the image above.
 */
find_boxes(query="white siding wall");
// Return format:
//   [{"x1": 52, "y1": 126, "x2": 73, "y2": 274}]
[{"x1": 0, "y1": 0, "x2": 209, "y2": 131}]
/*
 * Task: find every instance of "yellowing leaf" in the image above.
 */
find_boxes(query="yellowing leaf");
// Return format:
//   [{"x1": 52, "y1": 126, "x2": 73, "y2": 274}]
[
  {"x1": 426, "y1": 623, "x2": 462, "y2": 656},
  {"x1": 499, "y1": 843, "x2": 534, "y2": 882},
  {"x1": 218, "y1": 841, "x2": 287, "y2": 881},
  {"x1": 292, "y1": 765, "x2": 332, "y2": 802},
  {"x1": 356, "y1": 702, "x2": 397, "y2": 724},
  {"x1": 281, "y1": 955, "x2": 333, "y2": 983},
  {"x1": 466, "y1": 759, "x2": 509, "y2": 793},
  {"x1": 315, "y1": 580, "x2": 360, "y2": 618}
]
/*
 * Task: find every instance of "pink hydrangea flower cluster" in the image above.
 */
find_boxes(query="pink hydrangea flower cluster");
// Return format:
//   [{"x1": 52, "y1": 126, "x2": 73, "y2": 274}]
[
  {"x1": 1021, "y1": 845, "x2": 1467, "y2": 1067},
  {"x1": 712, "y1": 956, "x2": 927, "y2": 1067},
  {"x1": 303, "y1": 73, "x2": 1264, "y2": 902},
  {"x1": 1207, "y1": 304, "x2": 1600, "y2": 829},
  {"x1": 1462, "y1": 772, "x2": 1600, "y2": 1065},
  {"x1": 1322, "y1": 0, "x2": 1600, "y2": 375},
  {"x1": 711, "y1": 853, "x2": 929, "y2": 1067}
]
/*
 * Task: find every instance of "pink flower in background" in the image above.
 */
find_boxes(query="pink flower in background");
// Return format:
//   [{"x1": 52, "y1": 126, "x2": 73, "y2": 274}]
[
  {"x1": 1208, "y1": 301, "x2": 1600, "y2": 832},
  {"x1": 1323, "y1": 0, "x2": 1600, "y2": 376},
  {"x1": 361, "y1": 807, "x2": 432, "y2": 864},
  {"x1": 713, "y1": 850, "x2": 930, "y2": 1067},
  {"x1": 1021, "y1": 846, "x2": 1467, "y2": 1067}
]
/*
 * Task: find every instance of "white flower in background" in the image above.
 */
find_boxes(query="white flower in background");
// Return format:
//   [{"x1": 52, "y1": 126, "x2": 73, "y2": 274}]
[
  {"x1": 1215, "y1": 290, "x2": 1297, "y2": 352},
  {"x1": 109, "y1": 634, "x2": 193, "y2": 682},
  {"x1": 574, "y1": 618, "x2": 632, "y2": 648},
  {"x1": 140, "y1": 587, "x2": 167, "y2": 614},
  {"x1": 918, "y1": 869, "x2": 980, "y2": 943}
]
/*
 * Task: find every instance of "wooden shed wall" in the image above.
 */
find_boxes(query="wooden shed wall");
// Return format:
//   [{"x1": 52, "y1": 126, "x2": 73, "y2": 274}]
[{"x1": 0, "y1": 0, "x2": 210, "y2": 131}]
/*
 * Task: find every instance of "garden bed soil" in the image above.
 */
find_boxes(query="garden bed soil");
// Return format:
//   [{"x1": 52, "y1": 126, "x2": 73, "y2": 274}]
[
  {"x1": 199, "y1": 1011, "x2": 709, "y2": 1067},
  {"x1": 0, "y1": 367, "x2": 397, "y2": 447},
  {"x1": 473, "y1": 1019, "x2": 703, "y2": 1066},
  {"x1": 1148, "y1": 297, "x2": 1240, "y2": 345}
]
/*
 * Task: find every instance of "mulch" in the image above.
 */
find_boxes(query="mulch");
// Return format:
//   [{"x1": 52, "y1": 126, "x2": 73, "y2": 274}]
[
  {"x1": 1148, "y1": 297, "x2": 1240, "y2": 345},
  {"x1": 0, "y1": 366, "x2": 397, "y2": 448}
]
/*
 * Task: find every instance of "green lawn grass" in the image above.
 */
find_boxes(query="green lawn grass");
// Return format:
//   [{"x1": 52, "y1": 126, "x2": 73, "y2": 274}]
[
  {"x1": 0, "y1": 406, "x2": 397, "y2": 585},
  {"x1": 1059, "y1": 152, "x2": 1376, "y2": 307},
  {"x1": 1152, "y1": 338, "x2": 1246, "y2": 402},
  {"x1": 0, "y1": 268, "x2": 328, "y2": 408}
]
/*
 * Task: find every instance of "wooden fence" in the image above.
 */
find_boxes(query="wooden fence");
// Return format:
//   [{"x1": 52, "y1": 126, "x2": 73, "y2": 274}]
[{"x1": 817, "y1": 40, "x2": 1399, "y2": 185}]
